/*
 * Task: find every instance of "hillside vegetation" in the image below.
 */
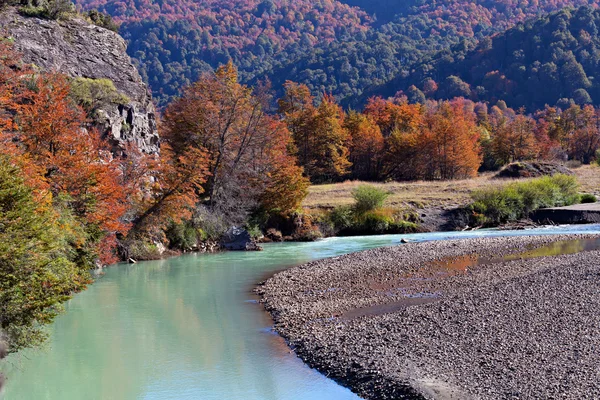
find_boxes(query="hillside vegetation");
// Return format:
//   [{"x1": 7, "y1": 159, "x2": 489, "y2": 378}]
[
  {"x1": 382, "y1": 7, "x2": 600, "y2": 111},
  {"x1": 75, "y1": 0, "x2": 600, "y2": 106}
]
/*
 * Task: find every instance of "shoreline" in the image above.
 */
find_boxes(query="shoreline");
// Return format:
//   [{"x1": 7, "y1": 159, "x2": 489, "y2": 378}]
[{"x1": 256, "y1": 234, "x2": 600, "y2": 399}]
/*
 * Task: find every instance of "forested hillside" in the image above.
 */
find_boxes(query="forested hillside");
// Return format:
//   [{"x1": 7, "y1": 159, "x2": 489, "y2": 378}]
[
  {"x1": 75, "y1": 0, "x2": 600, "y2": 106},
  {"x1": 378, "y1": 6, "x2": 600, "y2": 111}
]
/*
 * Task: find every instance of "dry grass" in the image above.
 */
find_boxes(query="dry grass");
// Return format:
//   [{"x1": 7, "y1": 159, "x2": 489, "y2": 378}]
[
  {"x1": 303, "y1": 165, "x2": 600, "y2": 211},
  {"x1": 573, "y1": 164, "x2": 600, "y2": 196}
]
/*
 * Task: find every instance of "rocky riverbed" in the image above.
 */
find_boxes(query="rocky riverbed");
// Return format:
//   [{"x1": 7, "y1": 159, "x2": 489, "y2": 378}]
[{"x1": 256, "y1": 235, "x2": 600, "y2": 399}]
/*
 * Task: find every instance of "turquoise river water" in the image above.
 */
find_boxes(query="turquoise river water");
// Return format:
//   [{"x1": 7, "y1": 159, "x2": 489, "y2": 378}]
[{"x1": 2, "y1": 224, "x2": 600, "y2": 400}]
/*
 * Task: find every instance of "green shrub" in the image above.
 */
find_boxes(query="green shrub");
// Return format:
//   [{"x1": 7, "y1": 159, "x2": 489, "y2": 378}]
[
  {"x1": 19, "y1": 0, "x2": 75, "y2": 20},
  {"x1": 469, "y1": 174, "x2": 580, "y2": 226},
  {"x1": 580, "y1": 193, "x2": 598, "y2": 204},
  {"x1": 596, "y1": 149, "x2": 600, "y2": 167},
  {"x1": 361, "y1": 210, "x2": 392, "y2": 233},
  {"x1": 327, "y1": 205, "x2": 419, "y2": 235},
  {"x1": 245, "y1": 224, "x2": 263, "y2": 239},
  {"x1": 389, "y1": 220, "x2": 420, "y2": 233},
  {"x1": 126, "y1": 240, "x2": 163, "y2": 261},
  {"x1": 352, "y1": 185, "x2": 389, "y2": 215},
  {"x1": 85, "y1": 9, "x2": 120, "y2": 32},
  {"x1": 70, "y1": 77, "x2": 130, "y2": 115},
  {"x1": 328, "y1": 205, "x2": 354, "y2": 231},
  {"x1": 165, "y1": 222, "x2": 199, "y2": 251}
]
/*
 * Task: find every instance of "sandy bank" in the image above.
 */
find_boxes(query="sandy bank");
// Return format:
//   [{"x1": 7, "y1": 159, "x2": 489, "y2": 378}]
[{"x1": 256, "y1": 235, "x2": 600, "y2": 399}]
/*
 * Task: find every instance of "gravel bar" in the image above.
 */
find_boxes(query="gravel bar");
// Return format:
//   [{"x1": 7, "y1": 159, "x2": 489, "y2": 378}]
[{"x1": 256, "y1": 235, "x2": 600, "y2": 399}]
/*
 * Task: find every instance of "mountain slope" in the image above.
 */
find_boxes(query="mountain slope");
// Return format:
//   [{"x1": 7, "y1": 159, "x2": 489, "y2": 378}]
[
  {"x1": 75, "y1": 0, "x2": 600, "y2": 106},
  {"x1": 381, "y1": 6, "x2": 600, "y2": 110}
]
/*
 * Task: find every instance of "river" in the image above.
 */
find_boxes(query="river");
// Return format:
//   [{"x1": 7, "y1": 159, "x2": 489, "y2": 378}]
[{"x1": 2, "y1": 225, "x2": 600, "y2": 400}]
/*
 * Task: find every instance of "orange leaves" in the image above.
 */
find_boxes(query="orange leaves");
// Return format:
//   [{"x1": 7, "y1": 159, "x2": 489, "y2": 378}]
[
  {"x1": 364, "y1": 97, "x2": 424, "y2": 137},
  {"x1": 366, "y1": 97, "x2": 482, "y2": 180},
  {"x1": 344, "y1": 111, "x2": 384, "y2": 180},
  {"x1": 133, "y1": 143, "x2": 209, "y2": 233},
  {"x1": 13, "y1": 73, "x2": 129, "y2": 237},
  {"x1": 423, "y1": 99, "x2": 482, "y2": 179},
  {"x1": 279, "y1": 84, "x2": 351, "y2": 182},
  {"x1": 160, "y1": 63, "x2": 307, "y2": 222},
  {"x1": 0, "y1": 44, "x2": 130, "y2": 264}
]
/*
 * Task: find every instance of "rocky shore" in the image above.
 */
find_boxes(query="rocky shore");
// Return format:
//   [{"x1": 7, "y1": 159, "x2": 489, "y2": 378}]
[{"x1": 256, "y1": 235, "x2": 600, "y2": 399}]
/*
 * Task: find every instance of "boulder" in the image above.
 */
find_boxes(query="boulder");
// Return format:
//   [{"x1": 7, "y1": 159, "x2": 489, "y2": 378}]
[
  {"x1": 265, "y1": 228, "x2": 283, "y2": 242},
  {"x1": 221, "y1": 227, "x2": 262, "y2": 251}
]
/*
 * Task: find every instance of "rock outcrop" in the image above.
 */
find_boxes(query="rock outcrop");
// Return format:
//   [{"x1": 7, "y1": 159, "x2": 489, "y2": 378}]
[
  {"x1": 0, "y1": 8, "x2": 159, "y2": 154},
  {"x1": 221, "y1": 227, "x2": 262, "y2": 251}
]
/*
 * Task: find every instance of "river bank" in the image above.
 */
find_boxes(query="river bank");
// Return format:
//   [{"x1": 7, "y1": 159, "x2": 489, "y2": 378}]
[{"x1": 257, "y1": 234, "x2": 600, "y2": 399}]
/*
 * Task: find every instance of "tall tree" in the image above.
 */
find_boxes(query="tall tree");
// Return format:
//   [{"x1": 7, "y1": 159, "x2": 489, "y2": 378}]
[
  {"x1": 279, "y1": 83, "x2": 350, "y2": 182},
  {"x1": 345, "y1": 111, "x2": 384, "y2": 180},
  {"x1": 423, "y1": 99, "x2": 482, "y2": 179},
  {"x1": 8, "y1": 73, "x2": 129, "y2": 265},
  {"x1": 0, "y1": 157, "x2": 83, "y2": 353},
  {"x1": 163, "y1": 64, "x2": 307, "y2": 223},
  {"x1": 491, "y1": 112, "x2": 539, "y2": 165}
]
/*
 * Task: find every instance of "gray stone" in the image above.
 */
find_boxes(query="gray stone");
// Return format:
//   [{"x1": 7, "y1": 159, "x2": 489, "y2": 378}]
[
  {"x1": 0, "y1": 8, "x2": 159, "y2": 154},
  {"x1": 221, "y1": 227, "x2": 262, "y2": 251}
]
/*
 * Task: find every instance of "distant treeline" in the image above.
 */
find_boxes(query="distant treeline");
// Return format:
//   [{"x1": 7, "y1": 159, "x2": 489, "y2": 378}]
[{"x1": 72, "y1": 0, "x2": 600, "y2": 107}]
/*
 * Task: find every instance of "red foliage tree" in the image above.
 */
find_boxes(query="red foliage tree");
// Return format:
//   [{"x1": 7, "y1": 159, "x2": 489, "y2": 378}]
[
  {"x1": 279, "y1": 82, "x2": 350, "y2": 182},
  {"x1": 344, "y1": 110, "x2": 384, "y2": 180}
]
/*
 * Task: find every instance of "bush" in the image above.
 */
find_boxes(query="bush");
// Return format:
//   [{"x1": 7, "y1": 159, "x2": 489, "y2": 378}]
[
  {"x1": 85, "y1": 9, "x2": 120, "y2": 32},
  {"x1": 125, "y1": 240, "x2": 163, "y2": 261},
  {"x1": 580, "y1": 193, "x2": 598, "y2": 204},
  {"x1": 70, "y1": 77, "x2": 130, "y2": 115},
  {"x1": 327, "y1": 206, "x2": 420, "y2": 235},
  {"x1": 352, "y1": 185, "x2": 389, "y2": 215},
  {"x1": 596, "y1": 149, "x2": 600, "y2": 167},
  {"x1": 19, "y1": 0, "x2": 75, "y2": 20},
  {"x1": 361, "y1": 209, "x2": 392, "y2": 233},
  {"x1": 328, "y1": 205, "x2": 354, "y2": 231},
  {"x1": 245, "y1": 224, "x2": 263, "y2": 240},
  {"x1": 470, "y1": 174, "x2": 580, "y2": 226},
  {"x1": 165, "y1": 222, "x2": 199, "y2": 251}
]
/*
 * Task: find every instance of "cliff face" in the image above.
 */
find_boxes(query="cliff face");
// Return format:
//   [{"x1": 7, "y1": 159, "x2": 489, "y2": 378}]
[{"x1": 0, "y1": 8, "x2": 159, "y2": 154}]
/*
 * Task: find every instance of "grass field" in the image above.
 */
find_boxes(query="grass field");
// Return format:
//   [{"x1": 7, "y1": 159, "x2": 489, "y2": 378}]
[{"x1": 303, "y1": 165, "x2": 600, "y2": 212}]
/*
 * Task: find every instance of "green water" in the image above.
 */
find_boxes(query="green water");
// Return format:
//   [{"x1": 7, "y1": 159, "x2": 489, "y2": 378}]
[{"x1": 2, "y1": 225, "x2": 600, "y2": 400}]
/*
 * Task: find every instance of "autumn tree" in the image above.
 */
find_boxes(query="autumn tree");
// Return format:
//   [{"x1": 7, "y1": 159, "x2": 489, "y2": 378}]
[
  {"x1": 7, "y1": 73, "x2": 130, "y2": 265},
  {"x1": 364, "y1": 97, "x2": 424, "y2": 138},
  {"x1": 560, "y1": 105, "x2": 600, "y2": 163},
  {"x1": 278, "y1": 82, "x2": 350, "y2": 182},
  {"x1": 364, "y1": 98, "x2": 426, "y2": 180},
  {"x1": 162, "y1": 64, "x2": 307, "y2": 226},
  {"x1": 0, "y1": 43, "x2": 130, "y2": 265},
  {"x1": 344, "y1": 110, "x2": 384, "y2": 180},
  {"x1": 422, "y1": 99, "x2": 482, "y2": 179},
  {"x1": 490, "y1": 112, "x2": 539, "y2": 165}
]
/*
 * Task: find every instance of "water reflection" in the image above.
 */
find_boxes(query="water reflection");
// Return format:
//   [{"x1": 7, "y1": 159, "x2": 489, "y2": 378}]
[{"x1": 2, "y1": 224, "x2": 600, "y2": 400}]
